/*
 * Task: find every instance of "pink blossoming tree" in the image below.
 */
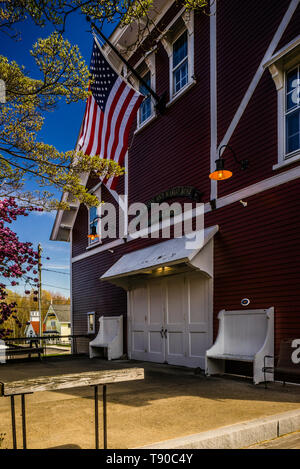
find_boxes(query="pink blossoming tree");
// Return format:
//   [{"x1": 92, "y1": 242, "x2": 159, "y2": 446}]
[{"x1": 0, "y1": 198, "x2": 42, "y2": 338}]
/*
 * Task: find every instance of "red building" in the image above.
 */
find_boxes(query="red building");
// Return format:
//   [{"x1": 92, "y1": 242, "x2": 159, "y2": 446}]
[{"x1": 51, "y1": 0, "x2": 300, "y2": 377}]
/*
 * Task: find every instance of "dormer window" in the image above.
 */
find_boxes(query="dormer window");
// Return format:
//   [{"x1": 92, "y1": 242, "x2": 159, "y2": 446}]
[{"x1": 172, "y1": 30, "x2": 188, "y2": 95}]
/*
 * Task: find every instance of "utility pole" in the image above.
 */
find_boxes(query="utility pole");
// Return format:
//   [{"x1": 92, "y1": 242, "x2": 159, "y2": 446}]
[{"x1": 38, "y1": 243, "x2": 42, "y2": 342}]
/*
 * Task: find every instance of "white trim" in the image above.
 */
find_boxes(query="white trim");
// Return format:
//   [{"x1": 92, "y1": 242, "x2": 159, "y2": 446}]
[
  {"x1": 273, "y1": 151, "x2": 300, "y2": 169},
  {"x1": 72, "y1": 238, "x2": 125, "y2": 263},
  {"x1": 157, "y1": 6, "x2": 186, "y2": 45},
  {"x1": 166, "y1": 78, "x2": 196, "y2": 107},
  {"x1": 160, "y1": 9, "x2": 194, "y2": 101},
  {"x1": 106, "y1": 0, "x2": 176, "y2": 62},
  {"x1": 137, "y1": 61, "x2": 156, "y2": 130},
  {"x1": 210, "y1": 2, "x2": 217, "y2": 201},
  {"x1": 264, "y1": 34, "x2": 300, "y2": 69},
  {"x1": 50, "y1": 192, "x2": 70, "y2": 241},
  {"x1": 211, "y1": 164, "x2": 300, "y2": 212},
  {"x1": 218, "y1": 0, "x2": 300, "y2": 153},
  {"x1": 71, "y1": 165, "x2": 300, "y2": 263},
  {"x1": 170, "y1": 13, "x2": 194, "y2": 101},
  {"x1": 134, "y1": 112, "x2": 157, "y2": 134},
  {"x1": 70, "y1": 231, "x2": 73, "y2": 352},
  {"x1": 269, "y1": 60, "x2": 300, "y2": 166}
]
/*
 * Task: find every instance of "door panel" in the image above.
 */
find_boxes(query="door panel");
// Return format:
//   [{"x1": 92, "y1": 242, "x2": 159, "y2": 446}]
[
  {"x1": 130, "y1": 283, "x2": 148, "y2": 360},
  {"x1": 129, "y1": 272, "x2": 212, "y2": 368},
  {"x1": 186, "y1": 273, "x2": 211, "y2": 367},
  {"x1": 146, "y1": 279, "x2": 165, "y2": 362},
  {"x1": 165, "y1": 276, "x2": 187, "y2": 365}
]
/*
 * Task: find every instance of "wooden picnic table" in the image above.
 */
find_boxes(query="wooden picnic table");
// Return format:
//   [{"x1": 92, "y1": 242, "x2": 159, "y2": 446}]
[{"x1": 0, "y1": 367, "x2": 144, "y2": 449}]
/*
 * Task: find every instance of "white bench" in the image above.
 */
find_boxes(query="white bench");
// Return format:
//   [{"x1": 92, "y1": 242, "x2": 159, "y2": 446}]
[
  {"x1": 89, "y1": 315, "x2": 123, "y2": 360},
  {"x1": 205, "y1": 308, "x2": 274, "y2": 384}
]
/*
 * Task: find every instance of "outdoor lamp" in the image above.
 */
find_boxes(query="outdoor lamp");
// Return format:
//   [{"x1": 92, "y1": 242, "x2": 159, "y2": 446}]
[
  {"x1": 209, "y1": 145, "x2": 249, "y2": 181},
  {"x1": 87, "y1": 216, "x2": 102, "y2": 241}
]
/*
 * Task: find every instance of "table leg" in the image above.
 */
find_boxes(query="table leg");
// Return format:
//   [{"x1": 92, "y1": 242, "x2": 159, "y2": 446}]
[
  {"x1": 21, "y1": 394, "x2": 27, "y2": 449},
  {"x1": 103, "y1": 385, "x2": 107, "y2": 449},
  {"x1": 10, "y1": 396, "x2": 17, "y2": 449},
  {"x1": 94, "y1": 385, "x2": 99, "y2": 449}
]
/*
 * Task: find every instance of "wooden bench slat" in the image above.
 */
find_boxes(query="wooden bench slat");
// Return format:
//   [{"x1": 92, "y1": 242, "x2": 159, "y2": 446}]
[
  {"x1": 207, "y1": 354, "x2": 254, "y2": 362},
  {"x1": 6, "y1": 348, "x2": 43, "y2": 354},
  {"x1": 0, "y1": 367, "x2": 144, "y2": 396}
]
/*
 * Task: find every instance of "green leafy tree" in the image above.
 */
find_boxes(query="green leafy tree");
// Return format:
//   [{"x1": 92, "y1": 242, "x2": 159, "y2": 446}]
[
  {"x1": 0, "y1": 0, "x2": 208, "y2": 209},
  {"x1": 0, "y1": 32, "x2": 124, "y2": 209}
]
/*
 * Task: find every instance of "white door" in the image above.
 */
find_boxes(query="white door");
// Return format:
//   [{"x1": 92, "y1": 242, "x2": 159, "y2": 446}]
[
  {"x1": 165, "y1": 275, "x2": 187, "y2": 365},
  {"x1": 129, "y1": 278, "x2": 165, "y2": 363},
  {"x1": 129, "y1": 272, "x2": 212, "y2": 368}
]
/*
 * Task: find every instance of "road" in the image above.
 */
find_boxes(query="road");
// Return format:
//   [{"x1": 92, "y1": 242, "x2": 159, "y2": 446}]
[{"x1": 249, "y1": 432, "x2": 300, "y2": 449}]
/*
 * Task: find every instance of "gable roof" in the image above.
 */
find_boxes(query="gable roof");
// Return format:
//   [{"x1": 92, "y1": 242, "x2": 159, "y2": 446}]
[{"x1": 47, "y1": 304, "x2": 71, "y2": 323}]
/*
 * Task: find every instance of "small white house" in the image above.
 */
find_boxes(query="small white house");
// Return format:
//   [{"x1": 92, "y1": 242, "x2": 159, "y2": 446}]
[
  {"x1": 24, "y1": 311, "x2": 43, "y2": 338},
  {"x1": 44, "y1": 304, "x2": 71, "y2": 343}
]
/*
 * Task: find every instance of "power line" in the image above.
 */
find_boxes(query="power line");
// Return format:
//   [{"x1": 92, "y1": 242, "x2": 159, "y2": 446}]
[
  {"x1": 1, "y1": 282, "x2": 70, "y2": 292},
  {"x1": 42, "y1": 283, "x2": 70, "y2": 291},
  {"x1": 42, "y1": 268, "x2": 70, "y2": 275}
]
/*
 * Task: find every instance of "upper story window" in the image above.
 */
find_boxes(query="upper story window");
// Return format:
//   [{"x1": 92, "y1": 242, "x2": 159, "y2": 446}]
[
  {"x1": 172, "y1": 30, "x2": 188, "y2": 95},
  {"x1": 265, "y1": 37, "x2": 300, "y2": 170},
  {"x1": 139, "y1": 70, "x2": 152, "y2": 124},
  {"x1": 285, "y1": 65, "x2": 300, "y2": 155},
  {"x1": 161, "y1": 10, "x2": 195, "y2": 103}
]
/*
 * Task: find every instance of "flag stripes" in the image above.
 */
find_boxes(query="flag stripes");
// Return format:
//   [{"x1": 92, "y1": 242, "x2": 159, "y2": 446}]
[{"x1": 78, "y1": 40, "x2": 144, "y2": 191}]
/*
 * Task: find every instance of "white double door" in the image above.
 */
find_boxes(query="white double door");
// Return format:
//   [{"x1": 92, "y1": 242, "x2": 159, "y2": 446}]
[{"x1": 128, "y1": 272, "x2": 212, "y2": 368}]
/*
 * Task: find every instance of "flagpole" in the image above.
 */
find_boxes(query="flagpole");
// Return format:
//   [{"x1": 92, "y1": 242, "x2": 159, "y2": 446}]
[{"x1": 86, "y1": 17, "x2": 167, "y2": 115}]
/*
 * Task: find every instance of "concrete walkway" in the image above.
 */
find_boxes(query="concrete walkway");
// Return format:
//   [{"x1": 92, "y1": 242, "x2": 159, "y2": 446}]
[{"x1": 0, "y1": 357, "x2": 299, "y2": 449}]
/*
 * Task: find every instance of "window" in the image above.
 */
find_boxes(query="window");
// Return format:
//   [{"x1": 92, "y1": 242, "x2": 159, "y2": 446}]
[
  {"x1": 87, "y1": 312, "x2": 95, "y2": 334},
  {"x1": 88, "y1": 188, "x2": 101, "y2": 246},
  {"x1": 160, "y1": 11, "x2": 194, "y2": 102},
  {"x1": 139, "y1": 71, "x2": 152, "y2": 124},
  {"x1": 285, "y1": 65, "x2": 300, "y2": 155},
  {"x1": 172, "y1": 31, "x2": 188, "y2": 95},
  {"x1": 266, "y1": 38, "x2": 300, "y2": 169}
]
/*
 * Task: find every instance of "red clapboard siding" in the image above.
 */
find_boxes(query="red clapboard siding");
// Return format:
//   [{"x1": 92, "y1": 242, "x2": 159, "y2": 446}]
[
  {"x1": 128, "y1": 11, "x2": 211, "y2": 207},
  {"x1": 70, "y1": 1, "x2": 300, "y2": 364},
  {"x1": 72, "y1": 177, "x2": 300, "y2": 356},
  {"x1": 205, "y1": 177, "x2": 300, "y2": 355},
  {"x1": 216, "y1": 0, "x2": 290, "y2": 145}
]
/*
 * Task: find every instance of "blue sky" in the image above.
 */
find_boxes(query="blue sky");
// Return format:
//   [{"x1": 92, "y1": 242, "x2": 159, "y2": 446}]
[{"x1": 1, "y1": 12, "x2": 115, "y2": 297}]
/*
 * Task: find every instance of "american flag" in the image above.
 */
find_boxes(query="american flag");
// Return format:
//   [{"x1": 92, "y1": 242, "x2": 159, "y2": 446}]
[{"x1": 78, "y1": 39, "x2": 144, "y2": 191}]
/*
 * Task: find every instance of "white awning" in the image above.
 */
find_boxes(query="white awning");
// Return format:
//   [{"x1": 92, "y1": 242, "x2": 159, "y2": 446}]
[{"x1": 101, "y1": 226, "x2": 218, "y2": 289}]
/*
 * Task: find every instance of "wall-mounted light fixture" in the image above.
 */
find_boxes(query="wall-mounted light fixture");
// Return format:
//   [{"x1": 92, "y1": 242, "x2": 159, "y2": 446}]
[
  {"x1": 87, "y1": 216, "x2": 102, "y2": 241},
  {"x1": 209, "y1": 145, "x2": 249, "y2": 181}
]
